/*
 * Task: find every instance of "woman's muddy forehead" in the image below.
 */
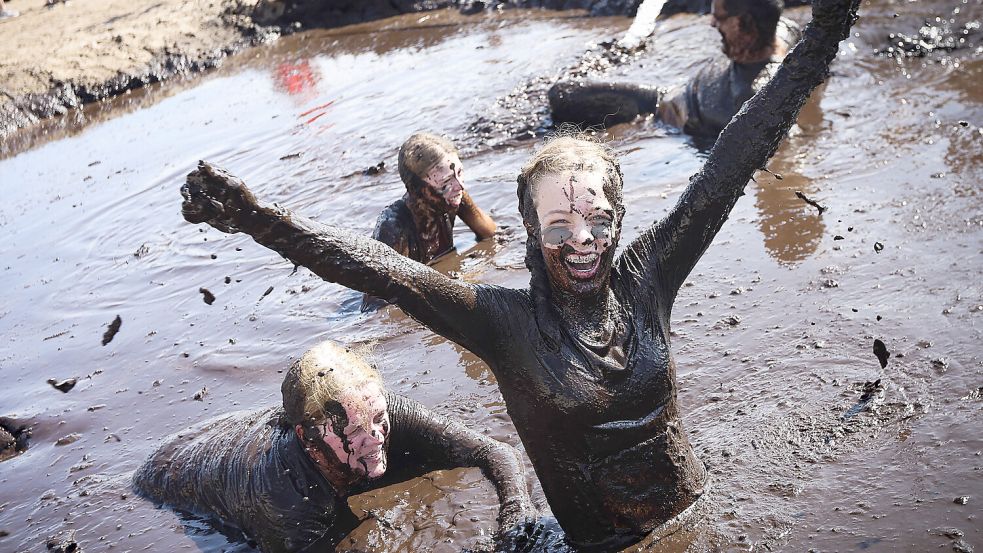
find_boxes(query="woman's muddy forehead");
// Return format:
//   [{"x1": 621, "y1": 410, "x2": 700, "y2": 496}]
[
  {"x1": 533, "y1": 169, "x2": 613, "y2": 210},
  {"x1": 427, "y1": 153, "x2": 462, "y2": 175}
]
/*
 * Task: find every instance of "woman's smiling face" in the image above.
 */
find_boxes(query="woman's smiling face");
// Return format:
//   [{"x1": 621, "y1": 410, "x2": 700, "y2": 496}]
[{"x1": 532, "y1": 168, "x2": 618, "y2": 296}]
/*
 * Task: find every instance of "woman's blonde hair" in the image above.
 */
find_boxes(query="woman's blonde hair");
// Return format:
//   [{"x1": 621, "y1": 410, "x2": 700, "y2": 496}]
[
  {"x1": 398, "y1": 132, "x2": 458, "y2": 188},
  {"x1": 281, "y1": 341, "x2": 382, "y2": 426},
  {"x1": 518, "y1": 131, "x2": 619, "y2": 189}
]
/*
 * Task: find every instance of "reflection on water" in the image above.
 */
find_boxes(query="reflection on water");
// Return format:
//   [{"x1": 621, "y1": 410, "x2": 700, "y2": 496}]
[{"x1": 753, "y1": 91, "x2": 827, "y2": 265}]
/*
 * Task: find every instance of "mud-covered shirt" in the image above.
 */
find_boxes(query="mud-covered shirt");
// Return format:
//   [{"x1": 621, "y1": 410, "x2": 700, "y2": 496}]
[{"x1": 373, "y1": 198, "x2": 456, "y2": 264}]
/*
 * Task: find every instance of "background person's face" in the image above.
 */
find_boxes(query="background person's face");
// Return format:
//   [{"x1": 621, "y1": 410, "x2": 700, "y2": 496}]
[
  {"x1": 710, "y1": 0, "x2": 756, "y2": 60},
  {"x1": 532, "y1": 168, "x2": 618, "y2": 296},
  {"x1": 422, "y1": 152, "x2": 465, "y2": 210},
  {"x1": 321, "y1": 381, "x2": 390, "y2": 479}
]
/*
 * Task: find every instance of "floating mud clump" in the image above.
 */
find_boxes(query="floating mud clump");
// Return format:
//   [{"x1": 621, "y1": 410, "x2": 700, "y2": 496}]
[
  {"x1": 877, "y1": 18, "x2": 982, "y2": 59},
  {"x1": 0, "y1": 417, "x2": 31, "y2": 462},
  {"x1": 45, "y1": 529, "x2": 81, "y2": 552},
  {"x1": 872, "y1": 339, "x2": 889, "y2": 369},
  {"x1": 101, "y1": 315, "x2": 122, "y2": 346},
  {"x1": 47, "y1": 377, "x2": 78, "y2": 393},
  {"x1": 199, "y1": 287, "x2": 216, "y2": 305}
]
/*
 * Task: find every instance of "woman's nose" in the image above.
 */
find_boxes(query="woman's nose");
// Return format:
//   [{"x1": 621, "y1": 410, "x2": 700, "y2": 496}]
[
  {"x1": 574, "y1": 224, "x2": 594, "y2": 245},
  {"x1": 368, "y1": 425, "x2": 385, "y2": 443}
]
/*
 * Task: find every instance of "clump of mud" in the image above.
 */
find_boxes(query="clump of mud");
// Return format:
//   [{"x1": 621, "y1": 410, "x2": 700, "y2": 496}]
[{"x1": 0, "y1": 417, "x2": 31, "y2": 462}]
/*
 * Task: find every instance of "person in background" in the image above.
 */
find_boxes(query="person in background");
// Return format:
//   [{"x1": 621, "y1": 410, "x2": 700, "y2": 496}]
[{"x1": 548, "y1": 0, "x2": 800, "y2": 137}]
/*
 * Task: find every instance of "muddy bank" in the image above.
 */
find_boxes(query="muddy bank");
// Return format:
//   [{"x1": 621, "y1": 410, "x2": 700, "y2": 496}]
[{"x1": 0, "y1": 0, "x2": 647, "y2": 141}]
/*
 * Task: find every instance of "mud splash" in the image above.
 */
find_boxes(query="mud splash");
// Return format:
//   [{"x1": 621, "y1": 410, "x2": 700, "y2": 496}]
[{"x1": 0, "y1": 2, "x2": 981, "y2": 552}]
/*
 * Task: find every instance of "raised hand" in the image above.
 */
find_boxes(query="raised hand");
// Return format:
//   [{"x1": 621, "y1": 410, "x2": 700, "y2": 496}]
[{"x1": 181, "y1": 160, "x2": 262, "y2": 234}]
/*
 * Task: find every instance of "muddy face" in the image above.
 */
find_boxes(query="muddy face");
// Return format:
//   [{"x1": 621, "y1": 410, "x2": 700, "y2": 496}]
[
  {"x1": 317, "y1": 381, "x2": 390, "y2": 479},
  {"x1": 711, "y1": 0, "x2": 758, "y2": 62},
  {"x1": 533, "y1": 169, "x2": 617, "y2": 296},
  {"x1": 422, "y1": 153, "x2": 465, "y2": 210}
]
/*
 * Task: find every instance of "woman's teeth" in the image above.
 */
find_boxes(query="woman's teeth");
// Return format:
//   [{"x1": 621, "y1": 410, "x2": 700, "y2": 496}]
[{"x1": 566, "y1": 253, "x2": 598, "y2": 265}]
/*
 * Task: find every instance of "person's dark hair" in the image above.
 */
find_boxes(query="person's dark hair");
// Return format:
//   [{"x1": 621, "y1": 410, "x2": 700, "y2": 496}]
[{"x1": 724, "y1": 0, "x2": 783, "y2": 50}]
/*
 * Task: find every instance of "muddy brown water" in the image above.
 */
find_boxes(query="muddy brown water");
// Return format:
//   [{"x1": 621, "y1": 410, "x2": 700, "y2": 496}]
[{"x1": 1, "y1": 4, "x2": 981, "y2": 552}]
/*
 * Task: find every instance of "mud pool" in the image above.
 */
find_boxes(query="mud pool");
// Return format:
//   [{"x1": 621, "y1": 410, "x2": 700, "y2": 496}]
[{"x1": 0, "y1": 3, "x2": 981, "y2": 552}]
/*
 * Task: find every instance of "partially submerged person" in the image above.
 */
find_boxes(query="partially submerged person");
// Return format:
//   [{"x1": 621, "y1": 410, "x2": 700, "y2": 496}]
[
  {"x1": 362, "y1": 132, "x2": 497, "y2": 311},
  {"x1": 132, "y1": 341, "x2": 534, "y2": 553},
  {"x1": 548, "y1": 0, "x2": 801, "y2": 137},
  {"x1": 179, "y1": 0, "x2": 859, "y2": 547}
]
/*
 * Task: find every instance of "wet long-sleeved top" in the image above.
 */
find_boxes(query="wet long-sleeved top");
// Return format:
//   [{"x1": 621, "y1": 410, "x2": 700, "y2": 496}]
[
  {"x1": 132, "y1": 392, "x2": 530, "y2": 553},
  {"x1": 180, "y1": 0, "x2": 858, "y2": 545}
]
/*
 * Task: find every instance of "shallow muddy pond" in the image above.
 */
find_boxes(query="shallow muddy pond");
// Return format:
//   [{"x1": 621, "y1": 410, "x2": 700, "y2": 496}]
[{"x1": 0, "y1": 3, "x2": 981, "y2": 552}]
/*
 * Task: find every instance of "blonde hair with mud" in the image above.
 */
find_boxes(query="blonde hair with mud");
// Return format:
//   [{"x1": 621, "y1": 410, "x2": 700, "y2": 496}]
[
  {"x1": 281, "y1": 341, "x2": 381, "y2": 426},
  {"x1": 519, "y1": 130, "x2": 619, "y2": 189},
  {"x1": 398, "y1": 132, "x2": 458, "y2": 186}
]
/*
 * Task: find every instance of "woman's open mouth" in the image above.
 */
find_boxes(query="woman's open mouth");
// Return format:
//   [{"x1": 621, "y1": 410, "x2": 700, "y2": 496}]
[
  {"x1": 564, "y1": 251, "x2": 600, "y2": 280},
  {"x1": 362, "y1": 449, "x2": 383, "y2": 462}
]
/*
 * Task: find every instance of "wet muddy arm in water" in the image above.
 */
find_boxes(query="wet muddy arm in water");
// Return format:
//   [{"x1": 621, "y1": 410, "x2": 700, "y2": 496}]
[
  {"x1": 457, "y1": 190, "x2": 497, "y2": 240},
  {"x1": 360, "y1": 211, "x2": 413, "y2": 312},
  {"x1": 181, "y1": 162, "x2": 489, "y2": 351},
  {"x1": 382, "y1": 393, "x2": 535, "y2": 532},
  {"x1": 548, "y1": 81, "x2": 661, "y2": 127},
  {"x1": 624, "y1": 0, "x2": 860, "y2": 308}
]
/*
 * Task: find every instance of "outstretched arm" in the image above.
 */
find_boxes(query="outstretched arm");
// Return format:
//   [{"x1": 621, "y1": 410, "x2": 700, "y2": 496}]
[
  {"x1": 457, "y1": 190, "x2": 497, "y2": 240},
  {"x1": 549, "y1": 81, "x2": 661, "y2": 128},
  {"x1": 181, "y1": 161, "x2": 486, "y2": 350},
  {"x1": 382, "y1": 393, "x2": 536, "y2": 533},
  {"x1": 622, "y1": 0, "x2": 860, "y2": 308}
]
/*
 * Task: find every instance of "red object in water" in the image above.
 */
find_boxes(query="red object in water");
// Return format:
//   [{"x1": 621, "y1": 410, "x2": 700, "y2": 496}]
[{"x1": 274, "y1": 60, "x2": 318, "y2": 96}]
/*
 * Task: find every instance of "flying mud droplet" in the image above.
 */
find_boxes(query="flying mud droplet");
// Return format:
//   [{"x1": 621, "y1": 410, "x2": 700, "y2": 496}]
[
  {"x1": 260, "y1": 286, "x2": 274, "y2": 300},
  {"x1": 193, "y1": 387, "x2": 208, "y2": 401},
  {"x1": 102, "y1": 315, "x2": 122, "y2": 346},
  {"x1": 873, "y1": 242, "x2": 884, "y2": 253},
  {"x1": 872, "y1": 339, "x2": 889, "y2": 368},
  {"x1": 47, "y1": 378, "x2": 78, "y2": 393},
  {"x1": 364, "y1": 161, "x2": 386, "y2": 175},
  {"x1": 199, "y1": 287, "x2": 216, "y2": 305}
]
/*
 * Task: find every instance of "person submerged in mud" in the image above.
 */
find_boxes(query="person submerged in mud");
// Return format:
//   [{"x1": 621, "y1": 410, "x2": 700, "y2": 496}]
[
  {"x1": 132, "y1": 341, "x2": 534, "y2": 553},
  {"x1": 549, "y1": 0, "x2": 801, "y2": 137},
  {"x1": 179, "y1": 0, "x2": 858, "y2": 547},
  {"x1": 362, "y1": 132, "x2": 497, "y2": 311}
]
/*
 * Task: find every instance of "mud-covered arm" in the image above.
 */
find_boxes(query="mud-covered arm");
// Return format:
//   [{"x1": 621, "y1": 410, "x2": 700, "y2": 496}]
[
  {"x1": 181, "y1": 161, "x2": 487, "y2": 351},
  {"x1": 549, "y1": 81, "x2": 661, "y2": 127},
  {"x1": 622, "y1": 0, "x2": 859, "y2": 309},
  {"x1": 361, "y1": 211, "x2": 412, "y2": 312},
  {"x1": 457, "y1": 190, "x2": 497, "y2": 240},
  {"x1": 383, "y1": 393, "x2": 535, "y2": 531}
]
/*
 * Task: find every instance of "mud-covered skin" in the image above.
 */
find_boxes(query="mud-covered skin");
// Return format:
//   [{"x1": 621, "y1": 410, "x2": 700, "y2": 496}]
[
  {"x1": 548, "y1": 18, "x2": 801, "y2": 135},
  {"x1": 181, "y1": 0, "x2": 860, "y2": 545},
  {"x1": 133, "y1": 391, "x2": 532, "y2": 553}
]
